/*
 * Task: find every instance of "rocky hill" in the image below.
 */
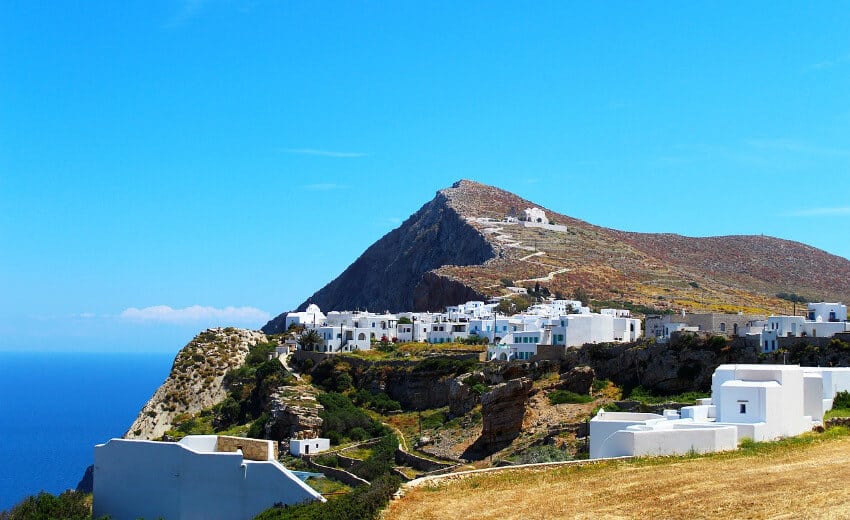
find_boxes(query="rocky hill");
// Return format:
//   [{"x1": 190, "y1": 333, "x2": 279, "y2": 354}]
[
  {"x1": 263, "y1": 180, "x2": 850, "y2": 333},
  {"x1": 125, "y1": 327, "x2": 267, "y2": 440}
]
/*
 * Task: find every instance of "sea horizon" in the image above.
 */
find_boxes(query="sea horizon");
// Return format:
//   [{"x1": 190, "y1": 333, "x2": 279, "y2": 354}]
[{"x1": 0, "y1": 350, "x2": 175, "y2": 511}]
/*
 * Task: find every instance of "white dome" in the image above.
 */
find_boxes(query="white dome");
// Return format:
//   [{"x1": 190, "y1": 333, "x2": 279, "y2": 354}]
[{"x1": 306, "y1": 304, "x2": 322, "y2": 314}]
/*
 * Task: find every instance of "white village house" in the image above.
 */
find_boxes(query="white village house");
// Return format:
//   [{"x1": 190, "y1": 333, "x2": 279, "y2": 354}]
[{"x1": 590, "y1": 364, "x2": 850, "y2": 459}]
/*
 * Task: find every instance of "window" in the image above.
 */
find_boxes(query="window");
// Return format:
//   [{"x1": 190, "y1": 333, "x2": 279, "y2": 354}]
[
  {"x1": 720, "y1": 323, "x2": 726, "y2": 332},
  {"x1": 739, "y1": 403, "x2": 747, "y2": 414}
]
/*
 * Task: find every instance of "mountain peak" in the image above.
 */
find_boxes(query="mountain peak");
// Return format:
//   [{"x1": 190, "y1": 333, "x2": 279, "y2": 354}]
[{"x1": 262, "y1": 182, "x2": 850, "y2": 333}]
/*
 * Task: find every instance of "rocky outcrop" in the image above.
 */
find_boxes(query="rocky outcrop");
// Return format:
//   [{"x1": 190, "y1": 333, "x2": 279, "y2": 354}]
[
  {"x1": 564, "y1": 336, "x2": 760, "y2": 395},
  {"x1": 558, "y1": 365, "x2": 595, "y2": 394},
  {"x1": 125, "y1": 327, "x2": 267, "y2": 440},
  {"x1": 480, "y1": 377, "x2": 532, "y2": 448},
  {"x1": 448, "y1": 373, "x2": 481, "y2": 417},
  {"x1": 267, "y1": 385, "x2": 324, "y2": 441}
]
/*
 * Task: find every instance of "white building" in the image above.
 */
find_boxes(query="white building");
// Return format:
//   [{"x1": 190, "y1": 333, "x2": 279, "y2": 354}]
[
  {"x1": 93, "y1": 435, "x2": 323, "y2": 520},
  {"x1": 591, "y1": 364, "x2": 850, "y2": 459},
  {"x1": 284, "y1": 304, "x2": 326, "y2": 330},
  {"x1": 486, "y1": 309, "x2": 641, "y2": 361},
  {"x1": 523, "y1": 207, "x2": 549, "y2": 224},
  {"x1": 290, "y1": 437, "x2": 331, "y2": 456},
  {"x1": 758, "y1": 302, "x2": 850, "y2": 353}
]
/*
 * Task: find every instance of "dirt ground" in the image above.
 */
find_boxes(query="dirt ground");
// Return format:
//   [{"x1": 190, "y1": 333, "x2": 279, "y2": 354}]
[{"x1": 385, "y1": 434, "x2": 850, "y2": 520}]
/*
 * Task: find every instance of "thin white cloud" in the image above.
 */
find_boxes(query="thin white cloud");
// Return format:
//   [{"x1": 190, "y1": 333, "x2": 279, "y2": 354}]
[
  {"x1": 281, "y1": 148, "x2": 368, "y2": 158},
  {"x1": 120, "y1": 305, "x2": 270, "y2": 325},
  {"x1": 784, "y1": 207, "x2": 850, "y2": 217},
  {"x1": 809, "y1": 53, "x2": 850, "y2": 70},
  {"x1": 304, "y1": 183, "x2": 348, "y2": 191},
  {"x1": 78, "y1": 312, "x2": 97, "y2": 319}
]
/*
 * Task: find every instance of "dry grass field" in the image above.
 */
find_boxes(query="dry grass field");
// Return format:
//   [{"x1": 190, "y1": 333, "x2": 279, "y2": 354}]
[{"x1": 385, "y1": 429, "x2": 850, "y2": 520}]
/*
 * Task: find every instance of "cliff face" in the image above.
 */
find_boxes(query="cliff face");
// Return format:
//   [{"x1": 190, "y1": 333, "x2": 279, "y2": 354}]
[
  {"x1": 125, "y1": 327, "x2": 267, "y2": 440},
  {"x1": 264, "y1": 179, "x2": 850, "y2": 333}
]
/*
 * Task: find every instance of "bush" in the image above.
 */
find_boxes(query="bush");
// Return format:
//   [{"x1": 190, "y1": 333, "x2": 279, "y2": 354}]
[
  {"x1": 834, "y1": 391, "x2": 850, "y2": 409},
  {"x1": 548, "y1": 389, "x2": 593, "y2": 405},
  {"x1": 413, "y1": 356, "x2": 477, "y2": 376},
  {"x1": 591, "y1": 378, "x2": 610, "y2": 392},
  {"x1": 254, "y1": 474, "x2": 402, "y2": 520},
  {"x1": 0, "y1": 490, "x2": 100, "y2": 520},
  {"x1": 318, "y1": 393, "x2": 387, "y2": 444},
  {"x1": 510, "y1": 445, "x2": 573, "y2": 464}
]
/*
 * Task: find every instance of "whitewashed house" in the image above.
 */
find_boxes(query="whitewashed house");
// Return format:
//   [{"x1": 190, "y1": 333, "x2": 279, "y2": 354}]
[
  {"x1": 758, "y1": 302, "x2": 850, "y2": 353},
  {"x1": 93, "y1": 435, "x2": 323, "y2": 520},
  {"x1": 284, "y1": 304, "x2": 326, "y2": 330},
  {"x1": 523, "y1": 207, "x2": 549, "y2": 224},
  {"x1": 591, "y1": 364, "x2": 850, "y2": 459},
  {"x1": 290, "y1": 438, "x2": 331, "y2": 456}
]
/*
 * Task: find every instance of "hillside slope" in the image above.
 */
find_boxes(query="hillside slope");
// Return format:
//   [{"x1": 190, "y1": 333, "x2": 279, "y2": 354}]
[
  {"x1": 264, "y1": 180, "x2": 850, "y2": 332},
  {"x1": 386, "y1": 431, "x2": 850, "y2": 520}
]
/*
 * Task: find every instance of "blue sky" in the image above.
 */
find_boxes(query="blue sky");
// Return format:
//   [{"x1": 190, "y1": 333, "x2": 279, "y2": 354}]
[{"x1": 1, "y1": 2, "x2": 848, "y2": 352}]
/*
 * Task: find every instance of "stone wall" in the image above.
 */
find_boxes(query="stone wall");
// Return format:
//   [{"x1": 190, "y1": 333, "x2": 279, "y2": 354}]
[
  {"x1": 395, "y1": 447, "x2": 455, "y2": 473},
  {"x1": 303, "y1": 456, "x2": 370, "y2": 488},
  {"x1": 216, "y1": 436, "x2": 276, "y2": 461}
]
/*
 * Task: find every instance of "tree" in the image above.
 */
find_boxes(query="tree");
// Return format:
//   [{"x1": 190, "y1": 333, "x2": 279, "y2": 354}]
[
  {"x1": 572, "y1": 287, "x2": 590, "y2": 306},
  {"x1": 495, "y1": 296, "x2": 531, "y2": 315},
  {"x1": 297, "y1": 329, "x2": 323, "y2": 351},
  {"x1": 397, "y1": 316, "x2": 412, "y2": 324}
]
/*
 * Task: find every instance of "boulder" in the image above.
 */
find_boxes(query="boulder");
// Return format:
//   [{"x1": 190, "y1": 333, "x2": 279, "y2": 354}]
[
  {"x1": 558, "y1": 365, "x2": 595, "y2": 394},
  {"x1": 480, "y1": 377, "x2": 532, "y2": 448},
  {"x1": 448, "y1": 372, "x2": 481, "y2": 417}
]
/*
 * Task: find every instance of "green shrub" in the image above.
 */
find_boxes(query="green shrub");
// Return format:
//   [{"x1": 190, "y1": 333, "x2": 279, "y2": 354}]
[
  {"x1": 0, "y1": 490, "x2": 101, "y2": 520},
  {"x1": 591, "y1": 378, "x2": 610, "y2": 392},
  {"x1": 510, "y1": 445, "x2": 573, "y2": 464},
  {"x1": 318, "y1": 393, "x2": 387, "y2": 444},
  {"x1": 833, "y1": 390, "x2": 850, "y2": 409},
  {"x1": 413, "y1": 356, "x2": 477, "y2": 375},
  {"x1": 548, "y1": 390, "x2": 593, "y2": 405},
  {"x1": 254, "y1": 474, "x2": 402, "y2": 520}
]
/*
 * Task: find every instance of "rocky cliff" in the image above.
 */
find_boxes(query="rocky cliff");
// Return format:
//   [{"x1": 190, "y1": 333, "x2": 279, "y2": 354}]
[
  {"x1": 264, "y1": 179, "x2": 850, "y2": 331},
  {"x1": 125, "y1": 327, "x2": 267, "y2": 440}
]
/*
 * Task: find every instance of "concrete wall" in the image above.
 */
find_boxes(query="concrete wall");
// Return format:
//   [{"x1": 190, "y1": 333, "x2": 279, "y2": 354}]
[
  {"x1": 630, "y1": 425, "x2": 738, "y2": 457},
  {"x1": 589, "y1": 412, "x2": 663, "y2": 459},
  {"x1": 93, "y1": 438, "x2": 322, "y2": 520}
]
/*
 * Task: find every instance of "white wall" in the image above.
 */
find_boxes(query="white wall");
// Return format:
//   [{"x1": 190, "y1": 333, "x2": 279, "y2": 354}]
[
  {"x1": 290, "y1": 438, "x2": 330, "y2": 456},
  {"x1": 629, "y1": 424, "x2": 738, "y2": 457},
  {"x1": 94, "y1": 438, "x2": 323, "y2": 520}
]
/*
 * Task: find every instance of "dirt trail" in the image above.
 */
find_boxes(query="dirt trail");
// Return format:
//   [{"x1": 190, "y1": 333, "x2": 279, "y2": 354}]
[{"x1": 385, "y1": 435, "x2": 850, "y2": 520}]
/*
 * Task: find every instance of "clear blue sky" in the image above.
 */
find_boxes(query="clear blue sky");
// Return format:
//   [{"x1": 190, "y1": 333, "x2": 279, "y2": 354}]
[{"x1": 2, "y1": 2, "x2": 848, "y2": 352}]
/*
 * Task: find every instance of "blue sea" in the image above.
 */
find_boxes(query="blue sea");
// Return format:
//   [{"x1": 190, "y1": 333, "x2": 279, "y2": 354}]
[{"x1": 0, "y1": 351, "x2": 174, "y2": 511}]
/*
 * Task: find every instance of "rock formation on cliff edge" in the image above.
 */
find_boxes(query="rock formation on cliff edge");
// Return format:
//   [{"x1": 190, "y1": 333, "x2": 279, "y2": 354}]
[
  {"x1": 125, "y1": 327, "x2": 267, "y2": 440},
  {"x1": 263, "y1": 179, "x2": 850, "y2": 333}
]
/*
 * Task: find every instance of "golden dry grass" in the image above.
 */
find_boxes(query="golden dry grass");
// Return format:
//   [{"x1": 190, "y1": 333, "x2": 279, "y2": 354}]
[{"x1": 385, "y1": 434, "x2": 850, "y2": 520}]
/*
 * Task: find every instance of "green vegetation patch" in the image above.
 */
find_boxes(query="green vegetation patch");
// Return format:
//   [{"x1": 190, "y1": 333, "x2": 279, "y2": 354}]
[
  {"x1": 548, "y1": 390, "x2": 593, "y2": 405},
  {"x1": 318, "y1": 392, "x2": 389, "y2": 445},
  {"x1": 627, "y1": 386, "x2": 709, "y2": 405},
  {"x1": 0, "y1": 491, "x2": 104, "y2": 520}
]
